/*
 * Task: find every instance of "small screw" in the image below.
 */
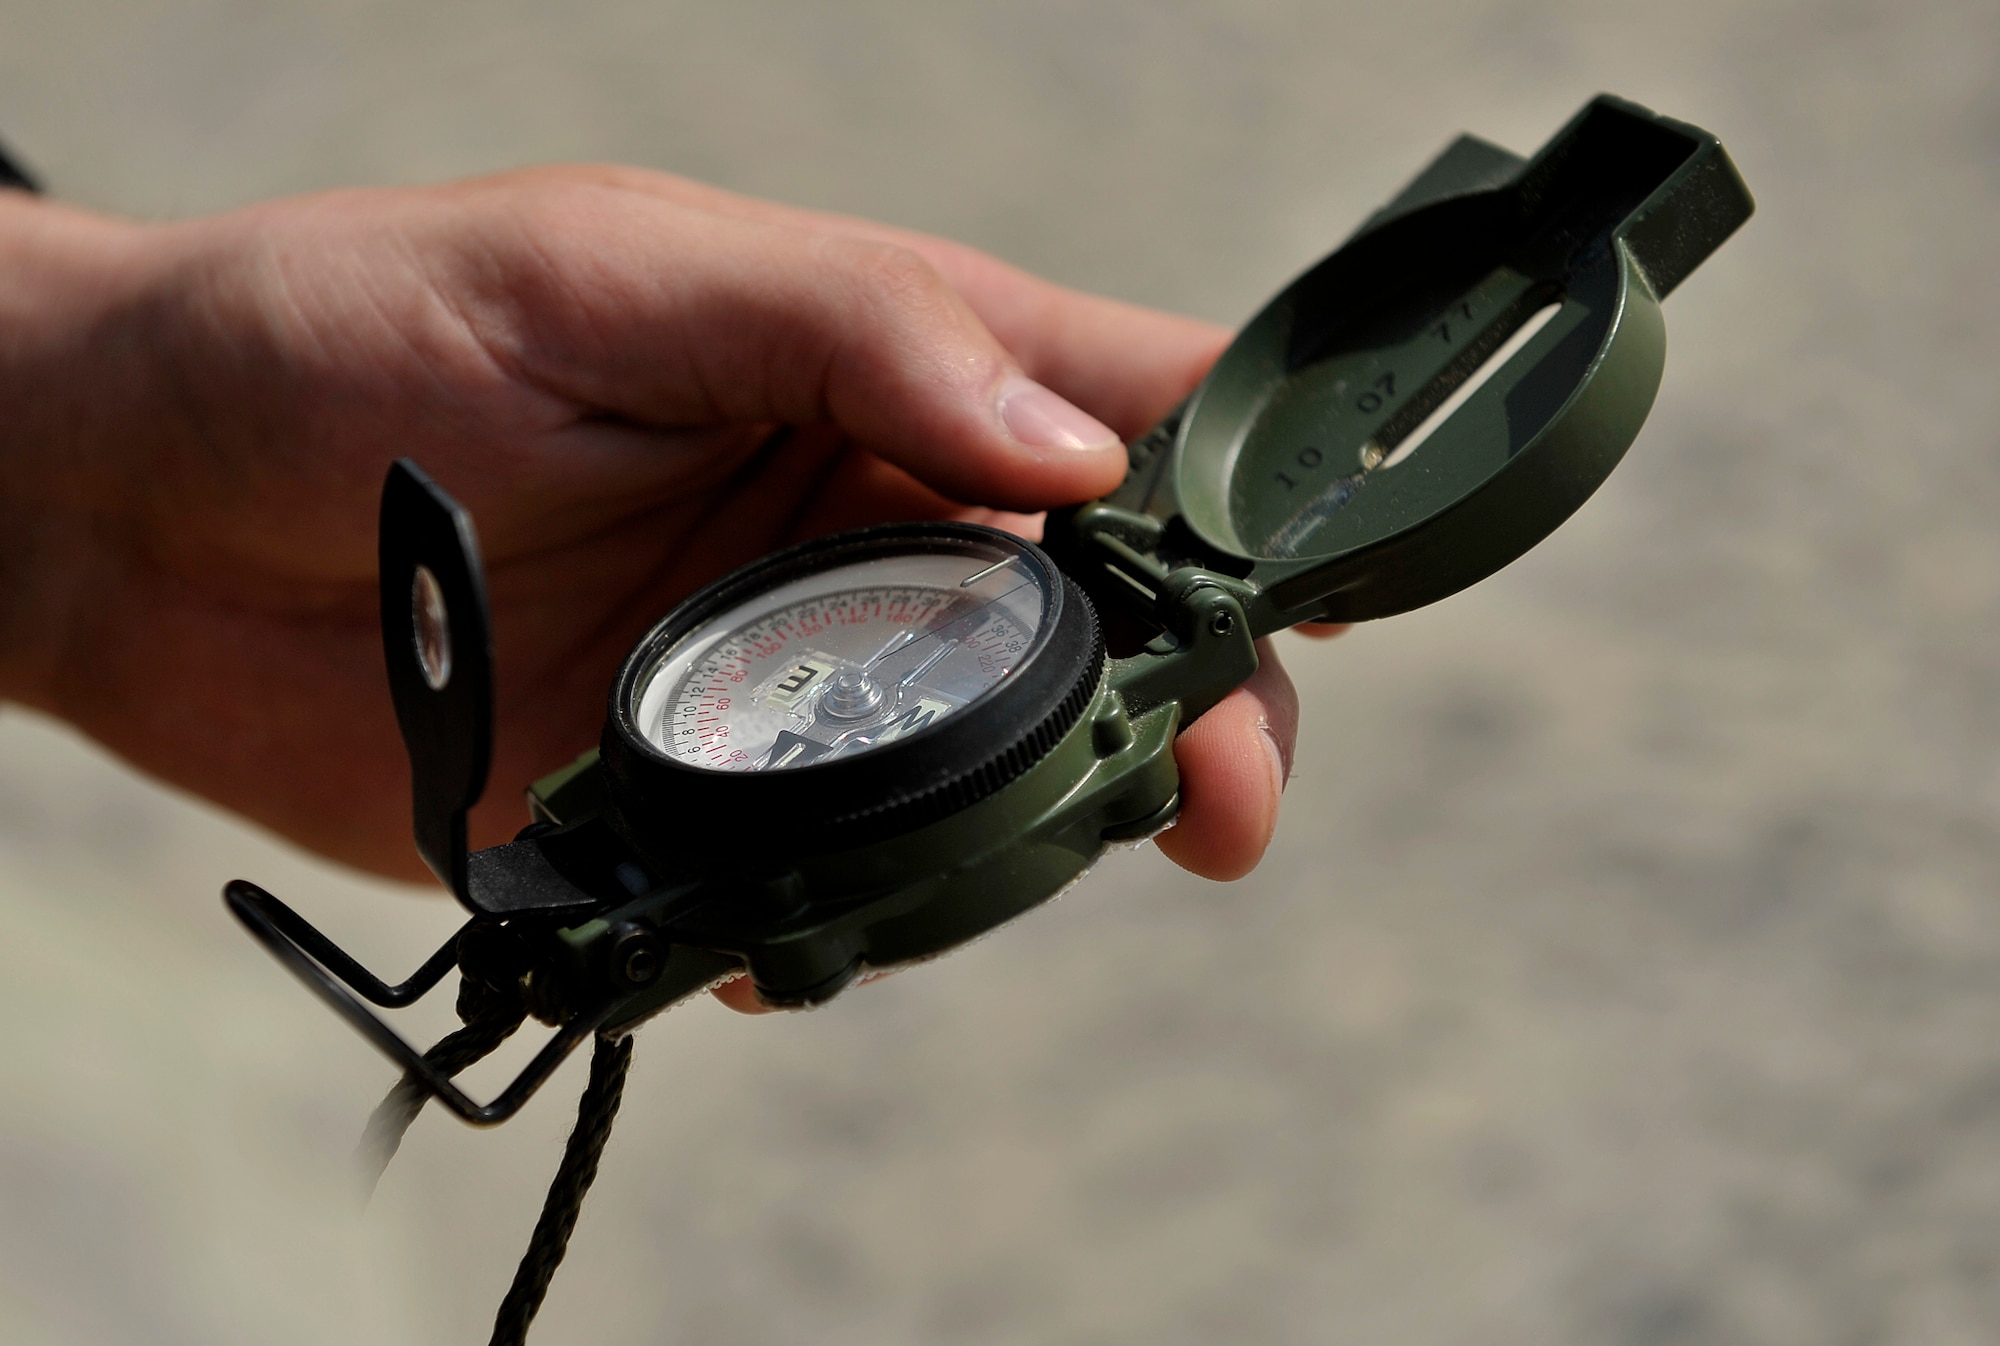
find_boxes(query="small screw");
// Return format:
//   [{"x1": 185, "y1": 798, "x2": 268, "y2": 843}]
[
  {"x1": 608, "y1": 924, "x2": 664, "y2": 990},
  {"x1": 1208, "y1": 610, "x2": 1236, "y2": 637}
]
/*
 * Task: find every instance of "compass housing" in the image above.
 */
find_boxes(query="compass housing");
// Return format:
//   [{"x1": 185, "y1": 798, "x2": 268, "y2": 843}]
[{"x1": 600, "y1": 523, "x2": 1104, "y2": 871}]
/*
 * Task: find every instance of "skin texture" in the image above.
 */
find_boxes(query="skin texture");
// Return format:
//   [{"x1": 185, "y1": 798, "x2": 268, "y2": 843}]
[{"x1": 0, "y1": 168, "x2": 1345, "y2": 1008}]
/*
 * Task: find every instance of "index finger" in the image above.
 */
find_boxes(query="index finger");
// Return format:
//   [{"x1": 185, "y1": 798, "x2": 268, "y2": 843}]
[{"x1": 521, "y1": 166, "x2": 1231, "y2": 438}]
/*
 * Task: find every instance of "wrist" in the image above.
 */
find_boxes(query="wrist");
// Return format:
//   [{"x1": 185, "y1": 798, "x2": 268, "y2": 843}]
[{"x1": 0, "y1": 193, "x2": 152, "y2": 709}]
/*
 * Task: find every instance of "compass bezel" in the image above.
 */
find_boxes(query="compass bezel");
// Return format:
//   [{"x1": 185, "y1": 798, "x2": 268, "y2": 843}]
[{"x1": 601, "y1": 522, "x2": 1104, "y2": 871}]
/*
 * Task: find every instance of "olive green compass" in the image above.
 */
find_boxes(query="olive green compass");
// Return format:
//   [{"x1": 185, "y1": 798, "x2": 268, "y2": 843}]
[{"x1": 225, "y1": 95, "x2": 1751, "y2": 1344}]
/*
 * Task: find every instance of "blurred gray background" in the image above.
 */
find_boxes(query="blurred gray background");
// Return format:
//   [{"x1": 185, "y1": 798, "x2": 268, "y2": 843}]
[{"x1": 2, "y1": 1, "x2": 1996, "y2": 1343}]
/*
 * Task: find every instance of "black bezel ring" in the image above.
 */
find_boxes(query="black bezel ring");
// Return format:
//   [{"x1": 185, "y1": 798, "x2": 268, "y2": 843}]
[{"x1": 600, "y1": 522, "x2": 1103, "y2": 871}]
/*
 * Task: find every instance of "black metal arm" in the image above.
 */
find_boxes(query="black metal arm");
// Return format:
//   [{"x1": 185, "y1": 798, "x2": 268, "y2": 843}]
[
  {"x1": 232, "y1": 881, "x2": 466, "y2": 1007},
  {"x1": 224, "y1": 880, "x2": 611, "y2": 1126}
]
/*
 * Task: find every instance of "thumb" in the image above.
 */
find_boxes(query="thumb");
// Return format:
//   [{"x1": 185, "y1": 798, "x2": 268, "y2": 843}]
[{"x1": 458, "y1": 182, "x2": 1129, "y2": 511}]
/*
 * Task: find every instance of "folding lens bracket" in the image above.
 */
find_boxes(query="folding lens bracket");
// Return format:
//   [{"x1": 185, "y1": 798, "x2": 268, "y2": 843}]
[{"x1": 379, "y1": 459, "x2": 495, "y2": 906}]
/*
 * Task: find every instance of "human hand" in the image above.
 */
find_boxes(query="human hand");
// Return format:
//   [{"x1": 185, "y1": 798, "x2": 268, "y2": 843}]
[{"x1": 0, "y1": 167, "x2": 1334, "y2": 914}]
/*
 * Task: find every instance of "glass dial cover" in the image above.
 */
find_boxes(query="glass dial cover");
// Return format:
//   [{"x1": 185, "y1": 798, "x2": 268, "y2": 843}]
[
  {"x1": 630, "y1": 542, "x2": 1049, "y2": 773},
  {"x1": 603, "y1": 525, "x2": 1103, "y2": 863}
]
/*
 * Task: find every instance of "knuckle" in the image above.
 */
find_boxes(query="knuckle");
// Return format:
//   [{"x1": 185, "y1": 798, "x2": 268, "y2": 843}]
[
  {"x1": 814, "y1": 237, "x2": 993, "y2": 404},
  {"x1": 827, "y1": 237, "x2": 955, "y2": 318}
]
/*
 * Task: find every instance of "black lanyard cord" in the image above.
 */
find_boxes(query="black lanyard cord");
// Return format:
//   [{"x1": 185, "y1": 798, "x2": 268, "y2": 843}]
[
  {"x1": 357, "y1": 981, "x2": 530, "y2": 1191},
  {"x1": 489, "y1": 1033, "x2": 635, "y2": 1346},
  {"x1": 357, "y1": 969, "x2": 635, "y2": 1346}
]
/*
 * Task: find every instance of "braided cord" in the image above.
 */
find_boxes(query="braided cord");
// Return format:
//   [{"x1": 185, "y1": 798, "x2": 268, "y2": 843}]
[
  {"x1": 489, "y1": 1032, "x2": 635, "y2": 1346},
  {"x1": 350, "y1": 971, "x2": 636, "y2": 1344},
  {"x1": 357, "y1": 979, "x2": 528, "y2": 1194}
]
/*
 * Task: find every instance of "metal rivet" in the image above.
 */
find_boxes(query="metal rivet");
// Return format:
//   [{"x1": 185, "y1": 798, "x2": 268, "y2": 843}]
[
  {"x1": 1208, "y1": 610, "x2": 1236, "y2": 637},
  {"x1": 608, "y1": 924, "x2": 664, "y2": 990}
]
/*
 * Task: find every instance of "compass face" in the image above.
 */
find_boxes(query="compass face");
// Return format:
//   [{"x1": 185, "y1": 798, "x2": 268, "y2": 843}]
[{"x1": 629, "y1": 539, "x2": 1050, "y2": 774}]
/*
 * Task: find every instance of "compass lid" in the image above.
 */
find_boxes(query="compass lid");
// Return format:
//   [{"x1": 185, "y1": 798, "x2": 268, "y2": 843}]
[{"x1": 1059, "y1": 95, "x2": 1753, "y2": 634}]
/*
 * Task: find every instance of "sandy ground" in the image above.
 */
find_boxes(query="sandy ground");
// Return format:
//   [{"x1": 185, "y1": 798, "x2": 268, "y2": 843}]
[{"x1": 2, "y1": 2, "x2": 1998, "y2": 1343}]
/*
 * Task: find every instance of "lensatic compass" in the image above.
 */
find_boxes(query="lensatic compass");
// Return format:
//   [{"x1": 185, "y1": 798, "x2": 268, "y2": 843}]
[{"x1": 226, "y1": 96, "x2": 1752, "y2": 1343}]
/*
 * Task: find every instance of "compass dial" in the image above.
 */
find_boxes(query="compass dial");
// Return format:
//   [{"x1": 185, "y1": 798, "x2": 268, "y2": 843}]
[
  {"x1": 604, "y1": 524, "x2": 1104, "y2": 861},
  {"x1": 630, "y1": 546, "x2": 1047, "y2": 773}
]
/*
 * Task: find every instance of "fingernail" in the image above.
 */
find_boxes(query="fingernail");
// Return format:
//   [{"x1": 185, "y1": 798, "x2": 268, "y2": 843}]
[
  {"x1": 1259, "y1": 720, "x2": 1291, "y2": 796},
  {"x1": 998, "y1": 376, "x2": 1119, "y2": 451}
]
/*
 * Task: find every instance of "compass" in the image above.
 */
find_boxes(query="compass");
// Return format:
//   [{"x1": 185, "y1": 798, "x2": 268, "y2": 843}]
[{"x1": 223, "y1": 95, "x2": 1753, "y2": 1344}]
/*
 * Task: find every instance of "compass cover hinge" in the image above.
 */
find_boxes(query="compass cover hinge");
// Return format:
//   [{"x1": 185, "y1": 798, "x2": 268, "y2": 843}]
[
  {"x1": 1105, "y1": 570, "x2": 1258, "y2": 723},
  {"x1": 1053, "y1": 497, "x2": 1259, "y2": 629}
]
